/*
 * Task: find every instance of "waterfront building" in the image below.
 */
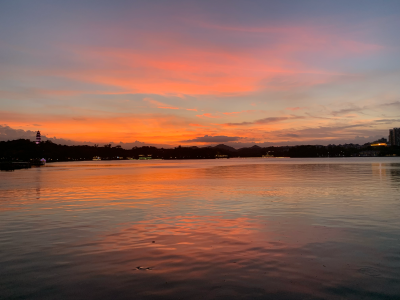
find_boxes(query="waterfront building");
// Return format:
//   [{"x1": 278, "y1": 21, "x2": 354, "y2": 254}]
[
  {"x1": 359, "y1": 150, "x2": 379, "y2": 157},
  {"x1": 36, "y1": 131, "x2": 41, "y2": 144},
  {"x1": 389, "y1": 128, "x2": 400, "y2": 146}
]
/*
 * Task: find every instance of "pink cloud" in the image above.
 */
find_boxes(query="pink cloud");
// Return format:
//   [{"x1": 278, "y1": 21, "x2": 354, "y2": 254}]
[{"x1": 55, "y1": 18, "x2": 384, "y2": 97}]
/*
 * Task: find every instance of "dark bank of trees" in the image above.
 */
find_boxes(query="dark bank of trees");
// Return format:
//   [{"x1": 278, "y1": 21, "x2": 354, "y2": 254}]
[
  {"x1": 0, "y1": 139, "x2": 399, "y2": 162},
  {"x1": 0, "y1": 140, "x2": 229, "y2": 161}
]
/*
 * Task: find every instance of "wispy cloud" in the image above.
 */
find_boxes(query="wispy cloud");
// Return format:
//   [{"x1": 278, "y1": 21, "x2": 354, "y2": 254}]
[
  {"x1": 255, "y1": 116, "x2": 305, "y2": 124},
  {"x1": 379, "y1": 101, "x2": 400, "y2": 108},
  {"x1": 181, "y1": 135, "x2": 242, "y2": 143},
  {"x1": 286, "y1": 107, "x2": 304, "y2": 111},
  {"x1": 196, "y1": 113, "x2": 220, "y2": 118},
  {"x1": 144, "y1": 98, "x2": 180, "y2": 110},
  {"x1": 223, "y1": 110, "x2": 257, "y2": 116},
  {"x1": 223, "y1": 115, "x2": 305, "y2": 127},
  {"x1": 278, "y1": 133, "x2": 300, "y2": 138},
  {"x1": 331, "y1": 105, "x2": 366, "y2": 116},
  {"x1": 143, "y1": 97, "x2": 197, "y2": 111},
  {"x1": 373, "y1": 118, "x2": 400, "y2": 124}
]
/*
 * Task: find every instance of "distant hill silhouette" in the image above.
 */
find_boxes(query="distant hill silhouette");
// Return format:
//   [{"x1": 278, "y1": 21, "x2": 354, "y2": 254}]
[{"x1": 214, "y1": 144, "x2": 238, "y2": 152}]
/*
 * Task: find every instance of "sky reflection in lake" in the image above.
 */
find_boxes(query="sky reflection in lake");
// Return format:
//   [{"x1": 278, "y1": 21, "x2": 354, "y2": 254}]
[{"x1": 1, "y1": 158, "x2": 400, "y2": 299}]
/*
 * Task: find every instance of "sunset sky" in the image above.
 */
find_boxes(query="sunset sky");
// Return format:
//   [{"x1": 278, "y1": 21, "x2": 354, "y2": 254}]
[{"x1": 1, "y1": 0, "x2": 400, "y2": 148}]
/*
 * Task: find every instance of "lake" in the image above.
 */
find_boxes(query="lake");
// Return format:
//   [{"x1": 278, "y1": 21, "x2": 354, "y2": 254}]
[{"x1": 1, "y1": 158, "x2": 400, "y2": 299}]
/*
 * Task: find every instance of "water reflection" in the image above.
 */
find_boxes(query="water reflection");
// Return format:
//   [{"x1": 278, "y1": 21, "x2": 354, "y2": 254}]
[
  {"x1": 371, "y1": 163, "x2": 387, "y2": 179},
  {"x1": 1, "y1": 158, "x2": 400, "y2": 299},
  {"x1": 35, "y1": 167, "x2": 42, "y2": 200},
  {"x1": 389, "y1": 163, "x2": 400, "y2": 185}
]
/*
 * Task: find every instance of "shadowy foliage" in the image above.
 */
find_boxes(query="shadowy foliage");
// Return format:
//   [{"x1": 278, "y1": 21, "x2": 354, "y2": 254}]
[{"x1": 0, "y1": 139, "x2": 399, "y2": 162}]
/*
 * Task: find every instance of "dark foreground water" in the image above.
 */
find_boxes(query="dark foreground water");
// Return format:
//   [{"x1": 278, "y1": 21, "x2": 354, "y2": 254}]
[{"x1": 1, "y1": 158, "x2": 400, "y2": 300}]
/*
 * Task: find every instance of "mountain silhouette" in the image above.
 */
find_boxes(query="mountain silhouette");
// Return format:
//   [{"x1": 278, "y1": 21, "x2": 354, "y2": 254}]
[{"x1": 214, "y1": 144, "x2": 238, "y2": 152}]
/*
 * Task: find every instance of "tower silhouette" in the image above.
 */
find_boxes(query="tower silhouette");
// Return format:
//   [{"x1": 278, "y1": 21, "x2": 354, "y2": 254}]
[{"x1": 36, "y1": 131, "x2": 41, "y2": 144}]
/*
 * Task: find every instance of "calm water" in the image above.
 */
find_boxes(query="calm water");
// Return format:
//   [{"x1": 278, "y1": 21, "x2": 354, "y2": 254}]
[{"x1": 1, "y1": 158, "x2": 400, "y2": 300}]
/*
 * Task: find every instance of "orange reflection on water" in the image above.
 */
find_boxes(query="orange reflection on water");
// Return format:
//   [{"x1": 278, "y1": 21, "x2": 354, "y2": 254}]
[{"x1": 2, "y1": 160, "x2": 400, "y2": 299}]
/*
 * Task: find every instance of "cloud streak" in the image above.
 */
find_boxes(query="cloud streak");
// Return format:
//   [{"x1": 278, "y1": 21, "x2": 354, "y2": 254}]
[
  {"x1": 223, "y1": 116, "x2": 305, "y2": 127},
  {"x1": 181, "y1": 135, "x2": 242, "y2": 143}
]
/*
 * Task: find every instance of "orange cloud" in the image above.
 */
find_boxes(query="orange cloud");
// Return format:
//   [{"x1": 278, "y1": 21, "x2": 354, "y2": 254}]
[
  {"x1": 0, "y1": 110, "x2": 205, "y2": 145},
  {"x1": 2, "y1": 106, "x2": 392, "y2": 146},
  {"x1": 143, "y1": 98, "x2": 180, "y2": 110},
  {"x1": 196, "y1": 113, "x2": 220, "y2": 118},
  {"x1": 1, "y1": 15, "x2": 389, "y2": 146}
]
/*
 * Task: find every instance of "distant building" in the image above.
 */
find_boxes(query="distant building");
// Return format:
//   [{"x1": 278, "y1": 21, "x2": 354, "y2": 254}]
[
  {"x1": 36, "y1": 131, "x2": 41, "y2": 144},
  {"x1": 389, "y1": 128, "x2": 400, "y2": 146},
  {"x1": 376, "y1": 137, "x2": 388, "y2": 143}
]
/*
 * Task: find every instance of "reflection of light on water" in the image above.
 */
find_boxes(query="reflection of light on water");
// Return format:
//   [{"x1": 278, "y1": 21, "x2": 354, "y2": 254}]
[
  {"x1": 35, "y1": 167, "x2": 42, "y2": 200},
  {"x1": 371, "y1": 163, "x2": 386, "y2": 179}
]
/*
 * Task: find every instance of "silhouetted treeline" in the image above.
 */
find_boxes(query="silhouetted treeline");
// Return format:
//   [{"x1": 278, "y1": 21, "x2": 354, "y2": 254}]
[{"x1": 0, "y1": 139, "x2": 399, "y2": 162}]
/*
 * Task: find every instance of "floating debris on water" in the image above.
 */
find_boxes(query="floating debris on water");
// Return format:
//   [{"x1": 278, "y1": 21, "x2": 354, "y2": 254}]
[{"x1": 136, "y1": 266, "x2": 154, "y2": 271}]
